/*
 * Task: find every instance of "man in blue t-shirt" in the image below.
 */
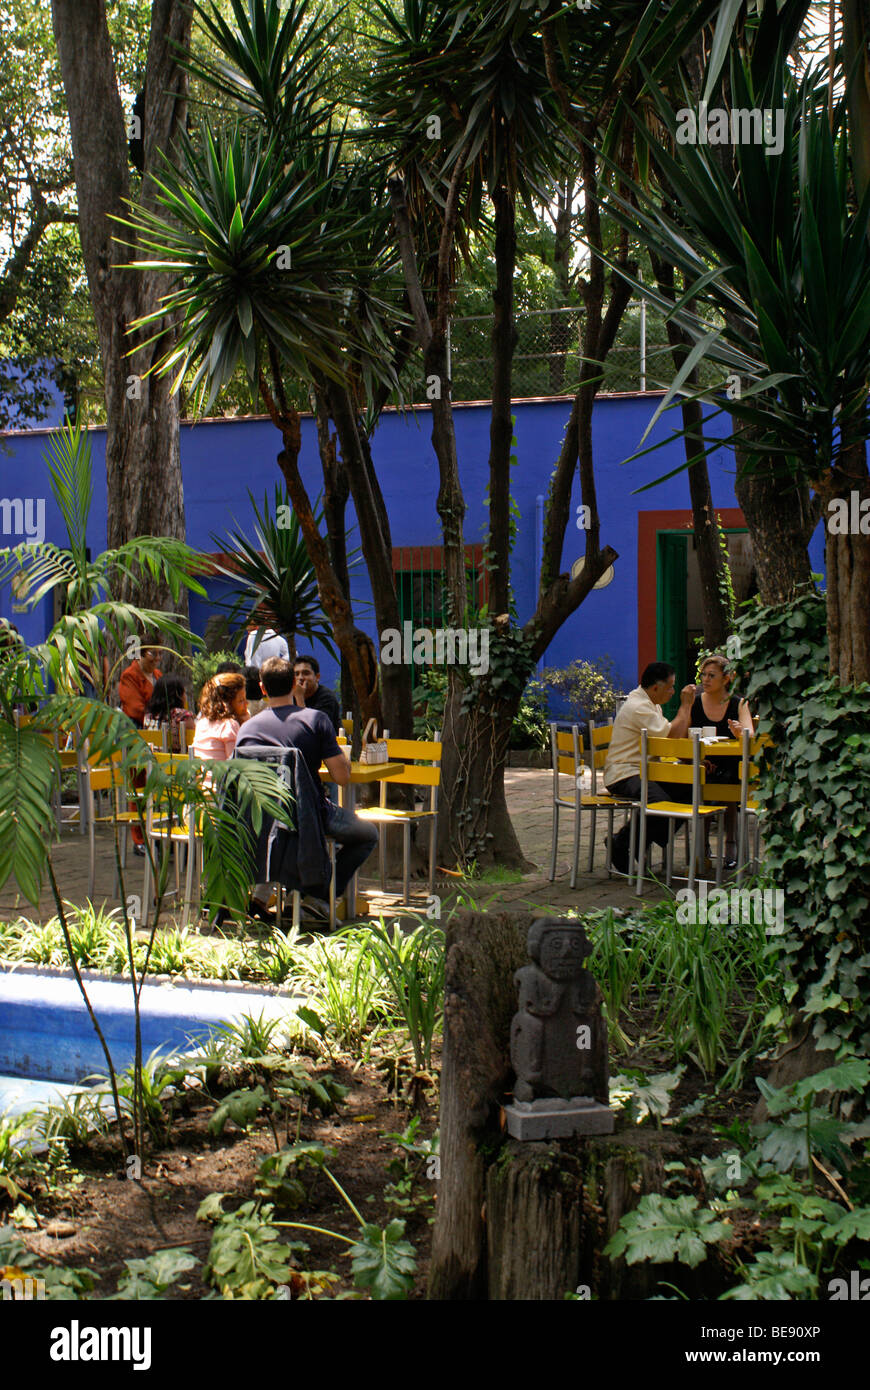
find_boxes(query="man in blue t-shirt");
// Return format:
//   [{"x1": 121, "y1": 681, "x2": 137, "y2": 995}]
[{"x1": 235, "y1": 657, "x2": 377, "y2": 919}]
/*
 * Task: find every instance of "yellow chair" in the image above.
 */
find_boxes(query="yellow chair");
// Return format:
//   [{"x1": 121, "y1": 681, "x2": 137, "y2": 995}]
[
  {"x1": 738, "y1": 731, "x2": 770, "y2": 880},
  {"x1": 355, "y1": 737, "x2": 441, "y2": 903},
  {"x1": 141, "y1": 751, "x2": 201, "y2": 928},
  {"x1": 139, "y1": 727, "x2": 167, "y2": 752},
  {"x1": 587, "y1": 719, "x2": 636, "y2": 876},
  {"x1": 548, "y1": 722, "x2": 632, "y2": 887},
  {"x1": 636, "y1": 732, "x2": 726, "y2": 895},
  {"x1": 84, "y1": 752, "x2": 143, "y2": 899}
]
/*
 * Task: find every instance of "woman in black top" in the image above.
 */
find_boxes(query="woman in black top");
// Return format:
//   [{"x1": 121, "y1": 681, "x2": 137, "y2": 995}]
[{"x1": 693, "y1": 654, "x2": 754, "y2": 866}]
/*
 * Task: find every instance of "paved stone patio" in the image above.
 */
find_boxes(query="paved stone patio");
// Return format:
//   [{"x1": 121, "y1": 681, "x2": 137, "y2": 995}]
[{"x1": 0, "y1": 767, "x2": 669, "y2": 929}]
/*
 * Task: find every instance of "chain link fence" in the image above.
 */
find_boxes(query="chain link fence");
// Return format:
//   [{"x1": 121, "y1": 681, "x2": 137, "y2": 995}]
[{"x1": 400, "y1": 304, "x2": 722, "y2": 404}]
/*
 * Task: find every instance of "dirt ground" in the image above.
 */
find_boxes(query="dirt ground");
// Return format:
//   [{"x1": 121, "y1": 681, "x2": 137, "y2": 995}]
[{"x1": 17, "y1": 1056, "x2": 437, "y2": 1300}]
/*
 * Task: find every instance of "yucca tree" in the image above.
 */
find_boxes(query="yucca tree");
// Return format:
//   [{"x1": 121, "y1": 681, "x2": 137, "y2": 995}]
[
  {"x1": 120, "y1": 0, "x2": 414, "y2": 739},
  {"x1": 598, "y1": 49, "x2": 870, "y2": 682},
  {"x1": 365, "y1": 0, "x2": 724, "y2": 870},
  {"x1": 0, "y1": 418, "x2": 288, "y2": 1161},
  {"x1": 210, "y1": 487, "x2": 349, "y2": 662}
]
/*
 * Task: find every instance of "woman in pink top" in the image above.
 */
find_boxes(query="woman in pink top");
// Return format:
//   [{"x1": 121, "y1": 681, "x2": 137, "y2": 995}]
[{"x1": 193, "y1": 674, "x2": 248, "y2": 760}]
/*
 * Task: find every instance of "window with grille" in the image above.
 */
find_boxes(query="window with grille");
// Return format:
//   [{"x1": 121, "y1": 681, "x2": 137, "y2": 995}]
[{"x1": 393, "y1": 545, "x2": 488, "y2": 626}]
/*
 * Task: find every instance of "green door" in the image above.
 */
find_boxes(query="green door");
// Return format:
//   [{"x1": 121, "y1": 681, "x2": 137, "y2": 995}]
[{"x1": 657, "y1": 532, "x2": 688, "y2": 721}]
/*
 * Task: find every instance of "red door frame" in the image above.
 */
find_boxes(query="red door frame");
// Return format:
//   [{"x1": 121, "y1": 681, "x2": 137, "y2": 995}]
[{"x1": 637, "y1": 508, "x2": 746, "y2": 677}]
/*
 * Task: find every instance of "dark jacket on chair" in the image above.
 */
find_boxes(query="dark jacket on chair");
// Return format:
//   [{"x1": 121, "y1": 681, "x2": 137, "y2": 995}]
[{"x1": 232, "y1": 744, "x2": 331, "y2": 893}]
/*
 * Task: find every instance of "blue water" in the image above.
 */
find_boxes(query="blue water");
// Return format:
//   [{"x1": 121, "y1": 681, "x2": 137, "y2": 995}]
[{"x1": 0, "y1": 968, "x2": 303, "y2": 1129}]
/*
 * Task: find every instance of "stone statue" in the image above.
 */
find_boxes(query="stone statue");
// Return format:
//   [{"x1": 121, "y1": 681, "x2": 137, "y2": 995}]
[{"x1": 506, "y1": 918, "x2": 613, "y2": 1140}]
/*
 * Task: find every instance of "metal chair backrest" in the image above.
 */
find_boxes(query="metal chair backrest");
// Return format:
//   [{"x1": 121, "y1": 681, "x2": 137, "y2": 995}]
[
  {"x1": 380, "y1": 738, "x2": 441, "y2": 812},
  {"x1": 641, "y1": 732, "x2": 703, "y2": 807},
  {"x1": 587, "y1": 718, "x2": 615, "y2": 792}
]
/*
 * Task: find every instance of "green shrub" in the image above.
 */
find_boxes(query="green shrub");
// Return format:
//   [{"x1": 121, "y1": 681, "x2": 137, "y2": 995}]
[
  {"x1": 190, "y1": 649, "x2": 242, "y2": 704},
  {"x1": 412, "y1": 668, "x2": 549, "y2": 748},
  {"x1": 539, "y1": 656, "x2": 625, "y2": 727}
]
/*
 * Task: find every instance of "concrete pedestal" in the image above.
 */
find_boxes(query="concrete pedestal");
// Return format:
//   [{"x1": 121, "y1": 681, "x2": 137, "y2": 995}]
[{"x1": 504, "y1": 1095, "x2": 615, "y2": 1140}]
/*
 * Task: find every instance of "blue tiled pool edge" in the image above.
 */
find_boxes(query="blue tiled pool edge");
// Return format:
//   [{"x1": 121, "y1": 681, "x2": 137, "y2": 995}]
[{"x1": 0, "y1": 962, "x2": 302, "y2": 1086}]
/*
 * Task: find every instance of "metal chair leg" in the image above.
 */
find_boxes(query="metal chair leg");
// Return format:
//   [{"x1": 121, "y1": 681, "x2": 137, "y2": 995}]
[
  {"x1": 379, "y1": 824, "x2": 387, "y2": 892},
  {"x1": 587, "y1": 806, "x2": 598, "y2": 875},
  {"x1": 635, "y1": 814, "x2": 647, "y2": 896},
  {"x1": 688, "y1": 816, "x2": 698, "y2": 895},
  {"x1": 403, "y1": 821, "x2": 411, "y2": 904},
  {"x1": 328, "y1": 842, "x2": 337, "y2": 931},
  {"x1": 571, "y1": 803, "x2": 582, "y2": 889},
  {"x1": 549, "y1": 802, "x2": 559, "y2": 881},
  {"x1": 428, "y1": 817, "x2": 436, "y2": 896}
]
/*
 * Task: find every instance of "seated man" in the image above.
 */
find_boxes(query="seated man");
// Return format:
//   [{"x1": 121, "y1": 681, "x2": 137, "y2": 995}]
[
  {"x1": 235, "y1": 656, "x2": 377, "y2": 920},
  {"x1": 291, "y1": 653, "x2": 342, "y2": 734},
  {"x1": 604, "y1": 661, "x2": 695, "y2": 874}
]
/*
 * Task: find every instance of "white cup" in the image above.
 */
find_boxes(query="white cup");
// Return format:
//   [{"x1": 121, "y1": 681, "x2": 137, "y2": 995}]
[
  {"x1": 702, "y1": 726, "x2": 716, "y2": 739},
  {"x1": 688, "y1": 727, "x2": 702, "y2": 736}
]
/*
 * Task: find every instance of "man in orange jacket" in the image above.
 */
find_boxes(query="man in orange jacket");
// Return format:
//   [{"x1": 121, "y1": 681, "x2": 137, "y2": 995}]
[{"x1": 119, "y1": 642, "x2": 161, "y2": 851}]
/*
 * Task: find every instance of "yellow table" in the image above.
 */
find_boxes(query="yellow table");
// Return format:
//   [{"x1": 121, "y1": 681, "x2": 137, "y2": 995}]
[{"x1": 319, "y1": 761, "x2": 406, "y2": 916}]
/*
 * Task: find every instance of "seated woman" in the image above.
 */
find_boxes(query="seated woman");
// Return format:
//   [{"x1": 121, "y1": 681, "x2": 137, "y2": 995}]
[
  {"x1": 193, "y1": 673, "x2": 248, "y2": 761},
  {"x1": 692, "y1": 653, "x2": 754, "y2": 867},
  {"x1": 145, "y1": 673, "x2": 195, "y2": 752}
]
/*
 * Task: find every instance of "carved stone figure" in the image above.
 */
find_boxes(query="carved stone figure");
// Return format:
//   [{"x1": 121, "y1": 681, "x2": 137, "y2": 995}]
[{"x1": 506, "y1": 918, "x2": 612, "y2": 1139}]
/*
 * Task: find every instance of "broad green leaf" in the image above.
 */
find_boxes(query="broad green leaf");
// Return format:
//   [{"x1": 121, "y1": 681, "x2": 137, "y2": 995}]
[
  {"x1": 349, "y1": 1219, "x2": 417, "y2": 1300},
  {"x1": 604, "y1": 1194, "x2": 728, "y2": 1268}
]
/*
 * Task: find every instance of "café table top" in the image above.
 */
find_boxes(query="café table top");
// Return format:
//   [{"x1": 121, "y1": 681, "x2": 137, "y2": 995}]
[
  {"x1": 699, "y1": 738, "x2": 742, "y2": 753},
  {"x1": 319, "y1": 760, "x2": 405, "y2": 782}
]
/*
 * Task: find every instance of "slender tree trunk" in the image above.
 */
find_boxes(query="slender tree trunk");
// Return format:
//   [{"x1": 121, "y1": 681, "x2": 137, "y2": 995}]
[
  {"x1": 260, "y1": 371, "x2": 382, "y2": 727},
  {"x1": 313, "y1": 391, "x2": 356, "y2": 723},
  {"x1": 652, "y1": 257, "x2": 733, "y2": 649},
  {"x1": 51, "y1": 0, "x2": 191, "y2": 615},
  {"x1": 824, "y1": 437, "x2": 870, "y2": 683},
  {"x1": 325, "y1": 379, "x2": 414, "y2": 740},
  {"x1": 488, "y1": 182, "x2": 517, "y2": 618},
  {"x1": 547, "y1": 182, "x2": 573, "y2": 394}
]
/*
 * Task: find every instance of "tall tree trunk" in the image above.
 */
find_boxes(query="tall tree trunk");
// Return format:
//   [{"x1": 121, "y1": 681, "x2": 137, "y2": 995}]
[
  {"x1": 652, "y1": 257, "x2": 733, "y2": 650},
  {"x1": 437, "y1": 692, "x2": 533, "y2": 870},
  {"x1": 824, "y1": 437, "x2": 870, "y2": 684},
  {"x1": 547, "y1": 182, "x2": 573, "y2": 394},
  {"x1": 260, "y1": 369, "x2": 382, "y2": 728},
  {"x1": 733, "y1": 453, "x2": 815, "y2": 605},
  {"x1": 51, "y1": 0, "x2": 190, "y2": 618},
  {"x1": 325, "y1": 379, "x2": 414, "y2": 740},
  {"x1": 312, "y1": 391, "x2": 355, "y2": 724},
  {"x1": 488, "y1": 182, "x2": 517, "y2": 618}
]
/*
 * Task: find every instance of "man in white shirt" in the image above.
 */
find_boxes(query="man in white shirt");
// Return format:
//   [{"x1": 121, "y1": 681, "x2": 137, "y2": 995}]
[
  {"x1": 604, "y1": 662, "x2": 695, "y2": 874},
  {"x1": 244, "y1": 624, "x2": 290, "y2": 668}
]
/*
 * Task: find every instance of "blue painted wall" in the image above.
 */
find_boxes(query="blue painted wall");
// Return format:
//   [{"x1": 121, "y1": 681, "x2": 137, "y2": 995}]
[{"x1": 0, "y1": 396, "x2": 827, "y2": 695}]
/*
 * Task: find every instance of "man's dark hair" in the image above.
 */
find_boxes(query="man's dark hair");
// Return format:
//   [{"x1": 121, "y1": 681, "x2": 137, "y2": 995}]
[
  {"x1": 260, "y1": 656, "x2": 294, "y2": 697},
  {"x1": 640, "y1": 661, "x2": 675, "y2": 689},
  {"x1": 293, "y1": 653, "x2": 319, "y2": 675},
  {"x1": 215, "y1": 660, "x2": 243, "y2": 675},
  {"x1": 244, "y1": 665, "x2": 262, "y2": 700}
]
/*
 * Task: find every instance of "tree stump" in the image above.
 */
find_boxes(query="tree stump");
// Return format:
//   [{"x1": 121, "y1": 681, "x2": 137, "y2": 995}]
[
  {"x1": 486, "y1": 1136, "x2": 667, "y2": 1300},
  {"x1": 428, "y1": 910, "x2": 676, "y2": 1301},
  {"x1": 428, "y1": 910, "x2": 531, "y2": 1299}
]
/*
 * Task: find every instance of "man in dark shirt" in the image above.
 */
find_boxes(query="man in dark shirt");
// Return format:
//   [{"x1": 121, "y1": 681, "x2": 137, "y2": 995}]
[
  {"x1": 291, "y1": 654, "x2": 342, "y2": 733},
  {"x1": 236, "y1": 657, "x2": 376, "y2": 916}
]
